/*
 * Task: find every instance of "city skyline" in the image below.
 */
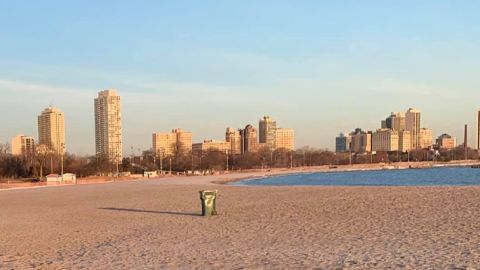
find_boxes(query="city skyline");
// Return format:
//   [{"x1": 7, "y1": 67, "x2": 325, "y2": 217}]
[
  {"x1": 1, "y1": 93, "x2": 480, "y2": 155},
  {"x1": 1, "y1": 1, "x2": 480, "y2": 153}
]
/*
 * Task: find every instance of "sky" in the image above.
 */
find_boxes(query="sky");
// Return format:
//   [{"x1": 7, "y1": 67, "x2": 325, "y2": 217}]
[{"x1": 1, "y1": 1, "x2": 480, "y2": 155}]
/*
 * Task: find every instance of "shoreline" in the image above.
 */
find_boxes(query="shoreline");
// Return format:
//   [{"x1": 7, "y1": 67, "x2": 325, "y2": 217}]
[
  {"x1": 213, "y1": 159, "x2": 480, "y2": 185},
  {"x1": 1, "y1": 160, "x2": 480, "y2": 191}
]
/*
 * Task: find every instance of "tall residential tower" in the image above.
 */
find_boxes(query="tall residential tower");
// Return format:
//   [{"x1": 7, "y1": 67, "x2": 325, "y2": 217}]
[
  {"x1": 95, "y1": 90, "x2": 122, "y2": 162},
  {"x1": 38, "y1": 106, "x2": 65, "y2": 154},
  {"x1": 225, "y1": 128, "x2": 242, "y2": 154},
  {"x1": 259, "y1": 116, "x2": 277, "y2": 149},
  {"x1": 405, "y1": 108, "x2": 421, "y2": 149}
]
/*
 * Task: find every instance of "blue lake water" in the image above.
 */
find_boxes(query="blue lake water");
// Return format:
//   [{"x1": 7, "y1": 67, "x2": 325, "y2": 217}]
[{"x1": 233, "y1": 167, "x2": 480, "y2": 186}]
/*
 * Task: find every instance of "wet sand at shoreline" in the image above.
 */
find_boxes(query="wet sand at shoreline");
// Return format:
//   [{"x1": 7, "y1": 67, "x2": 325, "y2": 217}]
[{"x1": 1, "y1": 177, "x2": 480, "y2": 269}]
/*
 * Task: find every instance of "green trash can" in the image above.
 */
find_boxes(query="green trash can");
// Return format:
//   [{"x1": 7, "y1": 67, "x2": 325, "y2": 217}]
[{"x1": 199, "y1": 190, "x2": 218, "y2": 216}]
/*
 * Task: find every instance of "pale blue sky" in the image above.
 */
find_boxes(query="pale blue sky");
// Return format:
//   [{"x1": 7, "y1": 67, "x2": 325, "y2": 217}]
[{"x1": 1, "y1": 1, "x2": 480, "y2": 154}]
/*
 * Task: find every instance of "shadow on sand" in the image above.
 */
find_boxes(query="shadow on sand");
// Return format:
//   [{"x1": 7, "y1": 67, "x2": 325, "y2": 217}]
[{"x1": 99, "y1": 207, "x2": 201, "y2": 217}]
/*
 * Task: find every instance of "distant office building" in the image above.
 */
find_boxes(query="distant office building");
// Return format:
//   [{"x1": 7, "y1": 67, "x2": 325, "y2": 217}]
[
  {"x1": 38, "y1": 106, "x2": 65, "y2": 154},
  {"x1": 152, "y1": 128, "x2": 192, "y2": 156},
  {"x1": 11, "y1": 135, "x2": 35, "y2": 156},
  {"x1": 225, "y1": 128, "x2": 242, "y2": 154},
  {"x1": 398, "y1": 130, "x2": 411, "y2": 152},
  {"x1": 419, "y1": 128, "x2": 433, "y2": 149},
  {"x1": 274, "y1": 128, "x2": 295, "y2": 151},
  {"x1": 174, "y1": 128, "x2": 193, "y2": 154},
  {"x1": 259, "y1": 116, "x2": 277, "y2": 149},
  {"x1": 381, "y1": 120, "x2": 387, "y2": 129},
  {"x1": 383, "y1": 112, "x2": 406, "y2": 131},
  {"x1": 335, "y1": 133, "x2": 352, "y2": 153},
  {"x1": 405, "y1": 108, "x2": 421, "y2": 149},
  {"x1": 350, "y1": 128, "x2": 372, "y2": 153},
  {"x1": 372, "y1": 129, "x2": 399, "y2": 152},
  {"x1": 240, "y1": 125, "x2": 258, "y2": 153},
  {"x1": 192, "y1": 140, "x2": 230, "y2": 153},
  {"x1": 152, "y1": 132, "x2": 177, "y2": 156},
  {"x1": 94, "y1": 89, "x2": 122, "y2": 162},
  {"x1": 436, "y1": 134, "x2": 457, "y2": 150}
]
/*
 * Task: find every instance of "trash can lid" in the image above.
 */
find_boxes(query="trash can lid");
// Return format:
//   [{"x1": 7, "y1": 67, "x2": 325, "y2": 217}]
[
  {"x1": 199, "y1": 190, "x2": 217, "y2": 194},
  {"x1": 199, "y1": 190, "x2": 218, "y2": 198}
]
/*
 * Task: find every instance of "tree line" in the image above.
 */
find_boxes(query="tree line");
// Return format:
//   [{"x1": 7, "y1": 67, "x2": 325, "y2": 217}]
[{"x1": 0, "y1": 142, "x2": 479, "y2": 180}]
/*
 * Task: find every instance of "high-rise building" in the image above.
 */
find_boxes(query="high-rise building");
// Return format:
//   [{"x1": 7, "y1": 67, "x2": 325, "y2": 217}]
[
  {"x1": 350, "y1": 128, "x2": 372, "y2": 153},
  {"x1": 381, "y1": 120, "x2": 387, "y2": 129},
  {"x1": 11, "y1": 134, "x2": 35, "y2": 156},
  {"x1": 383, "y1": 112, "x2": 406, "y2": 131},
  {"x1": 152, "y1": 129, "x2": 192, "y2": 156},
  {"x1": 335, "y1": 132, "x2": 352, "y2": 153},
  {"x1": 173, "y1": 128, "x2": 193, "y2": 154},
  {"x1": 225, "y1": 128, "x2": 242, "y2": 154},
  {"x1": 372, "y1": 129, "x2": 399, "y2": 152},
  {"x1": 275, "y1": 128, "x2": 295, "y2": 151},
  {"x1": 38, "y1": 106, "x2": 65, "y2": 154},
  {"x1": 152, "y1": 132, "x2": 177, "y2": 156},
  {"x1": 259, "y1": 116, "x2": 277, "y2": 149},
  {"x1": 240, "y1": 125, "x2": 258, "y2": 153},
  {"x1": 418, "y1": 128, "x2": 433, "y2": 149},
  {"x1": 405, "y1": 108, "x2": 421, "y2": 149},
  {"x1": 94, "y1": 90, "x2": 122, "y2": 162},
  {"x1": 436, "y1": 134, "x2": 457, "y2": 150},
  {"x1": 192, "y1": 140, "x2": 230, "y2": 153},
  {"x1": 398, "y1": 130, "x2": 411, "y2": 152},
  {"x1": 477, "y1": 110, "x2": 480, "y2": 150}
]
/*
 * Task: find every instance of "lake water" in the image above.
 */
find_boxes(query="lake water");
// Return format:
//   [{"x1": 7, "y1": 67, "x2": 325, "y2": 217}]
[{"x1": 233, "y1": 167, "x2": 480, "y2": 186}]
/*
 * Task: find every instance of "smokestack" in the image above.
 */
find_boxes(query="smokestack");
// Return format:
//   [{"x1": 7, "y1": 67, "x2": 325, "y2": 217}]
[{"x1": 464, "y1": 124, "x2": 468, "y2": 160}]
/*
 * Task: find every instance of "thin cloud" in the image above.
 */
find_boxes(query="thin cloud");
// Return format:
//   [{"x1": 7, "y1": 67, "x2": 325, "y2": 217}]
[{"x1": 0, "y1": 79, "x2": 95, "y2": 97}]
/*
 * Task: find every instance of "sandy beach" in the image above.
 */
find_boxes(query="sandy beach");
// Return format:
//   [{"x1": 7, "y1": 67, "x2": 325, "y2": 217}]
[{"x1": 1, "y1": 171, "x2": 480, "y2": 269}]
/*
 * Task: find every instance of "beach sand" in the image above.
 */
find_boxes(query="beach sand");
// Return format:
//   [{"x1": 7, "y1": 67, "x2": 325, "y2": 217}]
[{"x1": 1, "y1": 175, "x2": 480, "y2": 269}]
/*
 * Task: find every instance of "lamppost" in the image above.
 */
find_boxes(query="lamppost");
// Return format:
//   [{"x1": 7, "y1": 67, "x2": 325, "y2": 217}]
[
  {"x1": 115, "y1": 152, "x2": 119, "y2": 181},
  {"x1": 290, "y1": 151, "x2": 293, "y2": 168},
  {"x1": 50, "y1": 149, "x2": 54, "y2": 174},
  {"x1": 96, "y1": 152, "x2": 100, "y2": 176},
  {"x1": 191, "y1": 151, "x2": 194, "y2": 174},
  {"x1": 157, "y1": 149, "x2": 164, "y2": 176},
  {"x1": 226, "y1": 149, "x2": 229, "y2": 172},
  {"x1": 61, "y1": 143, "x2": 65, "y2": 179}
]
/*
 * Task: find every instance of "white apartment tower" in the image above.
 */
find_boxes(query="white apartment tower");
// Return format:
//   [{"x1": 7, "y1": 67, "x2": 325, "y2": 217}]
[{"x1": 95, "y1": 90, "x2": 122, "y2": 162}]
